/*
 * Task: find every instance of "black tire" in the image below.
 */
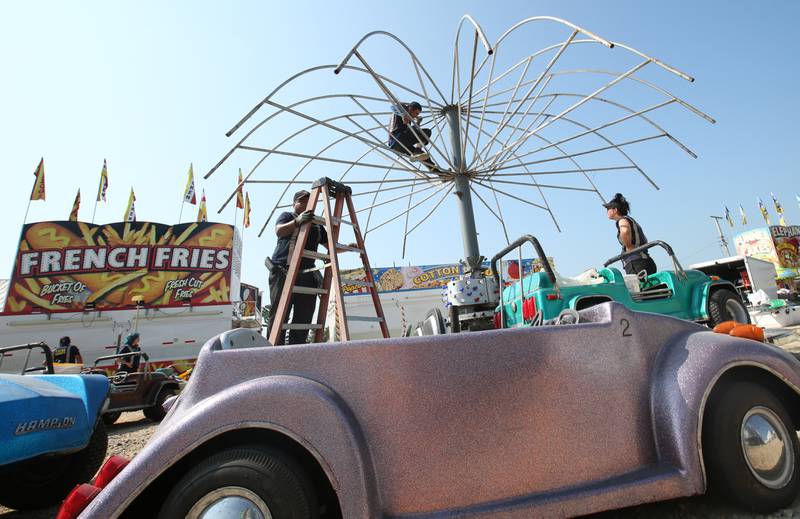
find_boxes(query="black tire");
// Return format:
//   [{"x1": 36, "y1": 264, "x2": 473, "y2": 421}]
[
  {"x1": 143, "y1": 387, "x2": 175, "y2": 422},
  {"x1": 158, "y1": 446, "x2": 318, "y2": 519},
  {"x1": 0, "y1": 420, "x2": 108, "y2": 510},
  {"x1": 103, "y1": 411, "x2": 121, "y2": 425},
  {"x1": 708, "y1": 288, "x2": 751, "y2": 327},
  {"x1": 703, "y1": 380, "x2": 800, "y2": 512}
]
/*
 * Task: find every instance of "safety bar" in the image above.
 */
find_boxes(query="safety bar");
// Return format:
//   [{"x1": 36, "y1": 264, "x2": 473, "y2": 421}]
[
  {"x1": 602, "y1": 240, "x2": 685, "y2": 276},
  {"x1": 490, "y1": 235, "x2": 557, "y2": 286},
  {"x1": 92, "y1": 351, "x2": 150, "y2": 367},
  {"x1": 0, "y1": 342, "x2": 54, "y2": 375}
]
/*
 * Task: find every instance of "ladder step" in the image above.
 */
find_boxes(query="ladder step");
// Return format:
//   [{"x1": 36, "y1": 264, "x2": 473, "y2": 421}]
[
  {"x1": 347, "y1": 315, "x2": 385, "y2": 323},
  {"x1": 343, "y1": 279, "x2": 373, "y2": 288},
  {"x1": 292, "y1": 286, "x2": 328, "y2": 295},
  {"x1": 303, "y1": 250, "x2": 330, "y2": 260},
  {"x1": 335, "y1": 243, "x2": 364, "y2": 254},
  {"x1": 282, "y1": 323, "x2": 324, "y2": 330},
  {"x1": 311, "y1": 215, "x2": 356, "y2": 227}
]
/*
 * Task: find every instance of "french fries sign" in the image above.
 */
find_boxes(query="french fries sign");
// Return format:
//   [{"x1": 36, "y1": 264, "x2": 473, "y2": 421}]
[{"x1": 4, "y1": 221, "x2": 238, "y2": 314}]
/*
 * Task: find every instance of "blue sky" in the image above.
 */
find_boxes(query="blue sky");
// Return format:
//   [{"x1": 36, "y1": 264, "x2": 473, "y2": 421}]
[{"x1": 1, "y1": 1, "x2": 798, "y2": 287}]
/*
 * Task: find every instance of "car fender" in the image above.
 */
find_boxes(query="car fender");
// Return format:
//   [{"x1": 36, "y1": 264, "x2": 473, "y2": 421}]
[
  {"x1": 650, "y1": 329, "x2": 800, "y2": 493},
  {"x1": 81, "y1": 374, "x2": 378, "y2": 519},
  {"x1": 692, "y1": 279, "x2": 737, "y2": 321}
]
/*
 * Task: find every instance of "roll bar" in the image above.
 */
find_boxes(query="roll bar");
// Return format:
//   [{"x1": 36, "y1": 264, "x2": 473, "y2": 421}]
[
  {"x1": 0, "y1": 342, "x2": 54, "y2": 375},
  {"x1": 490, "y1": 235, "x2": 557, "y2": 286},
  {"x1": 603, "y1": 240, "x2": 685, "y2": 277}
]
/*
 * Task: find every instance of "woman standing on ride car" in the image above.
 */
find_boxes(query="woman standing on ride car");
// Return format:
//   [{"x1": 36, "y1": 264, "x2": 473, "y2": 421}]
[{"x1": 603, "y1": 193, "x2": 657, "y2": 276}]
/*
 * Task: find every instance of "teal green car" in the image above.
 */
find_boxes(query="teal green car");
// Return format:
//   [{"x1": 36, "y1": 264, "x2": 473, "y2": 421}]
[{"x1": 493, "y1": 236, "x2": 750, "y2": 329}]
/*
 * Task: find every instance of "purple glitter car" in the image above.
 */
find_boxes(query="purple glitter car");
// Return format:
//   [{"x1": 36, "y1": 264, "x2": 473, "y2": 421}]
[{"x1": 66, "y1": 303, "x2": 800, "y2": 518}]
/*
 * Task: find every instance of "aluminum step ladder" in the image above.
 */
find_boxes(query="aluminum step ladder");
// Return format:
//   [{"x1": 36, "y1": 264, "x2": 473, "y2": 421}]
[{"x1": 268, "y1": 177, "x2": 390, "y2": 345}]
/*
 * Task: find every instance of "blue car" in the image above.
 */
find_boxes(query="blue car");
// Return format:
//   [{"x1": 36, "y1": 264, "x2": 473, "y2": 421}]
[{"x1": 0, "y1": 342, "x2": 109, "y2": 510}]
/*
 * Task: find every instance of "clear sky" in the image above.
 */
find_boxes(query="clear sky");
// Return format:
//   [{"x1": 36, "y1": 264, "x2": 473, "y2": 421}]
[{"x1": 1, "y1": 0, "x2": 799, "y2": 288}]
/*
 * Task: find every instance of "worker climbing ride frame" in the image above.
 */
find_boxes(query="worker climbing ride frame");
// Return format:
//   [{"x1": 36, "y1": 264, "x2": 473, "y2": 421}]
[{"x1": 268, "y1": 177, "x2": 390, "y2": 345}]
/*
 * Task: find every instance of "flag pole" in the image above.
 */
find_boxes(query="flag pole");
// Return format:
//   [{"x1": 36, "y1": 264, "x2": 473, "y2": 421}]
[
  {"x1": 91, "y1": 198, "x2": 99, "y2": 224},
  {"x1": 179, "y1": 201, "x2": 185, "y2": 222}
]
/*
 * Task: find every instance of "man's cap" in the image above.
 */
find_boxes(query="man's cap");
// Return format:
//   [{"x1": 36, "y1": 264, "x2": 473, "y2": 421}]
[
  {"x1": 59, "y1": 336, "x2": 71, "y2": 346},
  {"x1": 293, "y1": 190, "x2": 310, "y2": 202},
  {"x1": 407, "y1": 101, "x2": 422, "y2": 111},
  {"x1": 602, "y1": 199, "x2": 621, "y2": 209}
]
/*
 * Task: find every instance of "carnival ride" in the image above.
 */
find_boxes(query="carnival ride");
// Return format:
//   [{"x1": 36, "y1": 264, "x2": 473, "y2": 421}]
[{"x1": 206, "y1": 15, "x2": 714, "y2": 332}]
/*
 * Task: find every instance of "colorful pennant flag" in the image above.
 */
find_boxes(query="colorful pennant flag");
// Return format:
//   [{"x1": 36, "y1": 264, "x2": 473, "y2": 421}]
[
  {"x1": 724, "y1": 206, "x2": 734, "y2": 228},
  {"x1": 69, "y1": 189, "x2": 81, "y2": 221},
  {"x1": 757, "y1": 197, "x2": 770, "y2": 225},
  {"x1": 243, "y1": 192, "x2": 251, "y2": 228},
  {"x1": 796, "y1": 193, "x2": 800, "y2": 209},
  {"x1": 236, "y1": 169, "x2": 245, "y2": 209},
  {"x1": 30, "y1": 158, "x2": 46, "y2": 201},
  {"x1": 96, "y1": 159, "x2": 109, "y2": 202},
  {"x1": 739, "y1": 205, "x2": 748, "y2": 225},
  {"x1": 183, "y1": 164, "x2": 197, "y2": 205},
  {"x1": 197, "y1": 189, "x2": 208, "y2": 222},
  {"x1": 771, "y1": 192, "x2": 786, "y2": 226},
  {"x1": 125, "y1": 188, "x2": 136, "y2": 222}
]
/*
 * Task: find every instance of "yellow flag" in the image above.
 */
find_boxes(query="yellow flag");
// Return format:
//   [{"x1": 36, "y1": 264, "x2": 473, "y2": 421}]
[
  {"x1": 69, "y1": 189, "x2": 81, "y2": 221},
  {"x1": 30, "y1": 158, "x2": 46, "y2": 201},
  {"x1": 243, "y1": 192, "x2": 251, "y2": 228},
  {"x1": 197, "y1": 189, "x2": 208, "y2": 222},
  {"x1": 124, "y1": 188, "x2": 136, "y2": 222},
  {"x1": 236, "y1": 169, "x2": 245, "y2": 209},
  {"x1": 96, "y1": 159, "x2": 108, "y2": 202},
  {"x1": 183, "y1": 164, "x2": 197, "y2": 205}
]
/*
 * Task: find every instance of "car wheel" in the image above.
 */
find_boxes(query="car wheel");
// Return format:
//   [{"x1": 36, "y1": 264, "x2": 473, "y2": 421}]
[
  {"x1": 103, "y1": 411, "x2": 121, "y2": 425},
  {"x1": 0, "y1": 420, "x2": 108, "y2": 509},
  {"x1": 703, "y1": 379, "x2": 800, "y2": 512},
  {"x1": 158, "y1": 446, "x2": 318, "y2": 519},
  {"x1": 143, "y1": 387, "x2": 176, "y2": 422},
  {"x1": 708, "y1": 288, "x2": 750, "y2": 326}
]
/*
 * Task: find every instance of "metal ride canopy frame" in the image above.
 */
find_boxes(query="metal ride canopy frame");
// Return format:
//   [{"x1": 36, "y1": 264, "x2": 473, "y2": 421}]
[{"x1": 206, "y1": 15, "x2": 713, "y2": 277}]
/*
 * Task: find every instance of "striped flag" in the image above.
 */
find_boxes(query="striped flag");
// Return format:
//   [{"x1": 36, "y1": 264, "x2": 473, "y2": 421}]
[
  {"x1": 724, "y1": 206, "x2": 734, "y2": 227},
  {"x1": 125, "y1": 188, "x2": 136, "y2": 222},
  {"x1": 96, "y1": 159, "x2": 109, "y2": 202},
  {"x1": 197, "y1": 189, "x2": 208, "y2": 222},
  {"x1": 69, "y1": 189, "x2": 81, "y2": 221},
  {"x1": 30, "y1": 158, "x2": 46, "y2": 201},
  {"x1": 757, "y1": 197, "x2": 770, "y2": 225},
  {"x1": 236, "y1": 169, "x2": 245, "y2": 209},
  {"x1": 739, "y1": 205, "x2": 748, "y2": 225},
  {"x1": 183, "y1": 164, "x2": 197, "y2": 205},
  {"x1": 243, "y1": 192, "x2": 251, "y2": 228}
]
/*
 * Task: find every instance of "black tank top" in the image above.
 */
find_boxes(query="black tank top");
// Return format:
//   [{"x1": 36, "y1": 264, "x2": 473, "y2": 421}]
[{"x1": 616, "y1": 216, "x2": 650, "y2": 265}]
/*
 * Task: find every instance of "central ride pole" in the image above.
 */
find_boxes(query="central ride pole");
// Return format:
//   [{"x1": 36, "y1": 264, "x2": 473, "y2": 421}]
[{"x1": 444, "y1": 105, "x2": 482, "y2": 276}]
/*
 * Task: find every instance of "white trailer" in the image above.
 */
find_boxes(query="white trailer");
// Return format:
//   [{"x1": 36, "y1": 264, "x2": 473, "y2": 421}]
[{"x1": 689, "y1": 255, "x2": 778, "y2": 300}]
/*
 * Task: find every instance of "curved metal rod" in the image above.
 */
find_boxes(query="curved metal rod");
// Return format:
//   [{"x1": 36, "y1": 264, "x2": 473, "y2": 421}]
[
  {"x1": 459, "y1": 16, "x2": 613, "y2": 102},
  {"x1": 479, "y1": 90, "x2": 699, "y2": 164},
  {"x1": 250, "y1": 120, "x2": 432, "y2": 236},
  {"x1": 479, "y1": 59, "x2": 654, "y2": 167},
  {"x1": 468, "y1": 184, "x2": 510, "y2": 243},
  {"x1": 225, "y1": 63, "x2": 443, "y2": 140},
  {"x1": 364, "y1": 183, "x2": 452, "y2": 236},
  {"x1": 217, "y1": 105, "x2": 394, "y2": 213},
  {"x1": 470, "y1": 68, "x2": 714, "y2": 124},
  {"x1": 406, "y1": 184, "x2": 455, "y2": 236},
  {"x1": 460, "y1": 118, "x2": 560, "y2": 231},
  {"x1": 209, "y1": 90, "x2": 396, "y2": 182},
  {"x1": 334, "y1": 30, "x2": 447, "y2": 103},
  {"x1": 453, "y1": 14, "x2": 493, "y2": 56}
]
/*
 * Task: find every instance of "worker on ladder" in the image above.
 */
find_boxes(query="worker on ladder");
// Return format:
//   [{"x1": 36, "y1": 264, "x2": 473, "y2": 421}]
[
  {"x1": 266, "y1": 189, "x2": 329, "y2": 345},
  {"x1": 388, "y1": 101, "x2": 443, "y2": 175}
]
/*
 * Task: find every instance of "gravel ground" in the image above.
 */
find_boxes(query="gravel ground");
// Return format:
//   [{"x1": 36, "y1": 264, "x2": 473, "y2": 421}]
[{"x1": 0, "y1": 412, "x2": 157, "y2": 519}]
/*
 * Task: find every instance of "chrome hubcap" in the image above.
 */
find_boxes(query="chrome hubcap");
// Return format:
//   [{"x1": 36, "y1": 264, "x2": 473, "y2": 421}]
[
  {"x1": 188, "y1": 486, "x2": 272, "y2": 519},
  {"x1": 740, "y1": 406, "x2": 795, "y2": 489}
]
